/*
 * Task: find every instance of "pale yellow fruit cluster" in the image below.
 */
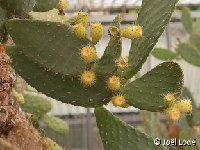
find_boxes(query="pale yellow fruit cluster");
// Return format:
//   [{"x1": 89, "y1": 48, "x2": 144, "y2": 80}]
[
  {"x1": 73, "y1": 12, "x2": 88, "y2": 39},
  {"x1": 164, "y1": 93, "x2": 192, "y2": 122}
]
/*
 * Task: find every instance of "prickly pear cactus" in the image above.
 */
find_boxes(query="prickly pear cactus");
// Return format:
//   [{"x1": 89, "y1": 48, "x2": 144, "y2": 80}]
[{"x1": 0, "y1": 0, "x2": 189, "y2": 149}]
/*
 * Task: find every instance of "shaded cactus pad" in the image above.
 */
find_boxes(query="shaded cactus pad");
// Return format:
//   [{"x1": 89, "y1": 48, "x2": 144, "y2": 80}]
[{"x1": 95, "y1": 107, "x2": 167, "y2": 150}]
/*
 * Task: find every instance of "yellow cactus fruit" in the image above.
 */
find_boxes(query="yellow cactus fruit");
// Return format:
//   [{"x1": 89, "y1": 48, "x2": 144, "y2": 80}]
[
  {"x1": 165, "y1": 107, "x2": 181, "y2": 122},
  {"x1": 58, "y1": 0, "x2": 68, "y2": 16},
  {"x1": 164, "y1": 93, "x2": 176, "y2": 107},
  {"x1": 90, "y1": 22, "x2": 103, "y2": 45},
  {"x1": 73, "y1": 23, "x2": 87, "y2": 39},
  {"x1": 80, "y1": 45, "x2": 96, "y2": 63},
  {"x1": 111, "y1": 95, "x2": 127, "y2": 107},
  {"x1": 175, "y1": 99, "x2": 192, "y2": 113},
  {"x1": 80, "y1": 70, "x2": 96, "y2": 86},
  {"x1": 116, "y1": 56, "x2": 128, "y2": 69},
  {"x1": 107, "y1": 76, "x2": 121, "y2": 91},
  {"x1": 12, "y1": 89, "x2": 25, "y2": 104},
  {"x1": 121, "y1": 25, "x2": 143, "y2": 39},
  {"x1": 77, "y1": 12, "x2": 88, "y2": 26}
]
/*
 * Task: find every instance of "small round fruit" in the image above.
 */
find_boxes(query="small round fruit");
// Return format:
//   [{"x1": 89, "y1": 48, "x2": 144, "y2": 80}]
[
  {"x1": 80, "y1": 70, "x2": 96, "y2": 86},
  {"x1": 73, "y1": 23, "x2": 87, "y2": 39},
  {"x1": 80, "y1": 45, "x2": 96, "y2": 63},
  {"x1": 90, "y1": 22, "x2": 103, "y2": 45},
  {"x1": 175, "y1": 99, "x2": 192, "y2": 113},
  {"x1": 164, "y1": 93, "x2": 176, "y2": 107},
  {"x1": 77, "y1": 12, "x2": 88, "y2": 26},
  {"x1": 112, "y1": 95, "x2": 126, "y2": 107},
  {"x1": 165, "y1": 107, "x2": 181, "y2": 121},
  {"x1": 107, "y1": 76, "x2": 121, "y2": 91}
]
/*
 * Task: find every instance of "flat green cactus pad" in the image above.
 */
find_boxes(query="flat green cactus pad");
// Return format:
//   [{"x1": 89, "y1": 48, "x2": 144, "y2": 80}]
[
  {"x1": 21, "y1": 92, "x2": 52, "y2": 117},
  {"x1": 96, "y1": 15, "x2": 122, "y2": 75},
  {"x1": 124, "y1": 0, "x2": 178, "y2": 79},
  {"x1": 7, "y1": 47, "x2": 111, "y2": 107},
  {"x1": 33, "y1": 0, "x2": 59, "y2": 12},
  {"x1": 0, "y1": 0, "x2": 36, "y2": 17},
  {"x1": 178, "y1": 43, "x2": 200, "y2": 67},
  {"x1": 121, "y1": 62, "x2": 183, "y2": 112},
  {"x1": 6, "y1": 19, "x2": 90, "y2": 76},
  {"x1": 152, "y1": 48, "x2": 178, "y2": 61},
  {"x1": 95, "y1": 107, "x2": 167, "y2": 150}
]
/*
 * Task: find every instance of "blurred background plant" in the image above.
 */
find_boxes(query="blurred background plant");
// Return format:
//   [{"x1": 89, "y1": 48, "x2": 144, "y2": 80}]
[
  {"x1": 152, "y1": 7, "x2": 200, "y2": 67},
  {"x1": 12, "y1": 76, "x2": 69, "y2": 136}
]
